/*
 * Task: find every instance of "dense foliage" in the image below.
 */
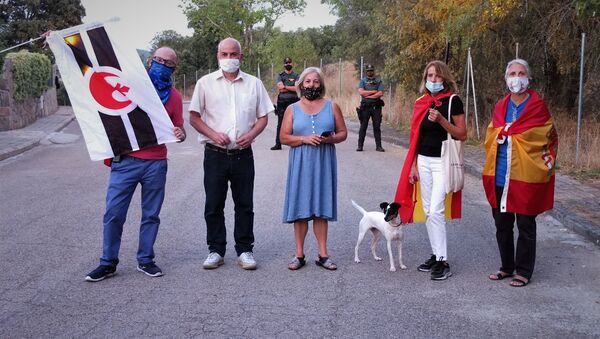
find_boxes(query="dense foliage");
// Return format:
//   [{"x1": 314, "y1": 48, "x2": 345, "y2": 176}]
[
  {"x1": 5, "y1": 50, "x2": 51, "y2": 101},
  {"x1": 334, "y1": 0, "x2": 599, "y2": 118},
  {"x1": 0, "y1": 0, "x2": 85, "y2": 49}
]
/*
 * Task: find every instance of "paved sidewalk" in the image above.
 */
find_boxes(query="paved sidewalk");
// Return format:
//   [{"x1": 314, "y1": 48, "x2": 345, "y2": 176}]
[
  {"x1": 1, "y1": 109, "x2": 598, "y2": 246},
  {"x1": 347, "y1": 119, "x2": 600, "y2": 246},
  {"x1": 0, "y1": 106, "x2": 74, "y2": 161}
]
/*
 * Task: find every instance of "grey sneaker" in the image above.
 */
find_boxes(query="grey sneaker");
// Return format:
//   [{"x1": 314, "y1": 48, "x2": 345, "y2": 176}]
[
  {"x1": 203, "y1": 252, "x2": 224, "y2": 269},
  {"x1": 238, "y1": 252, "x2": 257, "y2": 270}
]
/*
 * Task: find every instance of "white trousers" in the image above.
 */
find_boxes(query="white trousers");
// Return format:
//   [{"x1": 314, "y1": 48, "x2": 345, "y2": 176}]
[{"x1": 417, "y1": 155, "x2": 447, "y2": 260}]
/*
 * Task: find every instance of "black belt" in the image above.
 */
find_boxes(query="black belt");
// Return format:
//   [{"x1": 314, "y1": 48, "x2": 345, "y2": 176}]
[{"x1": 205, "y1": 143, "x2": 252, "y2": 155}]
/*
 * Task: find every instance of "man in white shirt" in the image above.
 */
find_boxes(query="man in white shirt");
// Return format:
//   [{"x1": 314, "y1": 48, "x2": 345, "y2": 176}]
[{"x1": 189, "y1": 37, "x2": 273, "y2": 270}]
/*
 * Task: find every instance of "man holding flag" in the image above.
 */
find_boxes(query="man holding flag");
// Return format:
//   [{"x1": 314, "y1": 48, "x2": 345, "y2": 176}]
[{"x1": 85, "y1": 46, "x2": 185, "y2": 282}]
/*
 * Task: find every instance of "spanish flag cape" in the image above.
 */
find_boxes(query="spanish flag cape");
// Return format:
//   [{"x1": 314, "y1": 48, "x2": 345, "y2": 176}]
[
  {"x1": 394, "y1": 91, "x2": 462, "y2": 224},
  {"x1": 482, "y1": 89, "x2": 558, "y2": 215}
]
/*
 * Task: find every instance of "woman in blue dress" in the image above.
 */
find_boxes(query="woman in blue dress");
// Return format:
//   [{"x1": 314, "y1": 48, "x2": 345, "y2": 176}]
[{"x1": 280, "y1": 67, "x2": 347, "y2": 270}]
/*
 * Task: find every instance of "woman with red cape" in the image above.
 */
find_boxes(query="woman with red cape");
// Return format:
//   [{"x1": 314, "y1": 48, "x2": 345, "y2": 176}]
[{"x1": 394, "y1": 60, "x2": 466, "y2": 281}]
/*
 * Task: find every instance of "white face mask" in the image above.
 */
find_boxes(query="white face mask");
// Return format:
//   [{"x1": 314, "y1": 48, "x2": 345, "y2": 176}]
[
  {"x1": 219, "y1": 58, "x2": 240, "y2": 73},
  {"x1": 506, "y1": 76, "x2": 529, "y2": 94}
]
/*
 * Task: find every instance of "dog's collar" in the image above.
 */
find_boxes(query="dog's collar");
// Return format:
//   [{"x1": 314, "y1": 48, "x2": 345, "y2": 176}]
[{"x1": 389, "y1": 219, "x2": 402, "y2": 227}]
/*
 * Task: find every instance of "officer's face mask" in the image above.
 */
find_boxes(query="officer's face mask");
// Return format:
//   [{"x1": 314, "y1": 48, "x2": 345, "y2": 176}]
[{"x1": 284, "y1": 64, "x2": 293, "y2": 71}]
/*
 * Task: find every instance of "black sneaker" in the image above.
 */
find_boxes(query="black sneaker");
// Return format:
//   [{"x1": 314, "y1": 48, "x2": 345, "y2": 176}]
[
  {"x1": 356, "y1": 146, "x2": 363, "y2": 152},
  {"x1": 85, "y1": 265, "x2": 116, "y2": 282},
  {"x1": 137, "y1": 262, "x2": 164, "y2": 277},
  {"x1": 417, "y1": 254, "x2": 437, "y2": 272},
  {"x1": 431, "y1": 260, "x2": 452, "y2": 280},
  {"x1": 270, "y1": 145, "x2": 282, "y2": 150},
  {"x1": 376, "y1": 147, "x2": 385, "y2": 152}
]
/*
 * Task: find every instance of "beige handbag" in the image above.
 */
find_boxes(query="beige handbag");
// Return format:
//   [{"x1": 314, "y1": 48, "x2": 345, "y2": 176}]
[{"x1": 441, "y1": 94, "x2": 465, "y2": 193}]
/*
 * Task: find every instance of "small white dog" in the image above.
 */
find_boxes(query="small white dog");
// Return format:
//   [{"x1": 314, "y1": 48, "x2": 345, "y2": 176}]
[{"x1": 352, "y1": 200, "x2": 406, "y2": 272}]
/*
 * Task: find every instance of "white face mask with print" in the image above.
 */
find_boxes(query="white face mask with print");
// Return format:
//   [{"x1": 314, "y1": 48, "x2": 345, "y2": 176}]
[
  {"x1": 219, "y1": 58, "x2": 240, "y2": 73},
  {"x1": 506, "y1": 76, "x2": 529, "y2": 94}
]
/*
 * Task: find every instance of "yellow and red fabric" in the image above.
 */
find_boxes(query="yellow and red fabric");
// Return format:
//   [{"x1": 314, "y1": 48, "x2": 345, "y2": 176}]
[
  {"x1": 394, "y1": 91, "x2": 462, "y2": 224},
  {"x1": 482, "y1": 89, "x2": 558, "y2": 216}
]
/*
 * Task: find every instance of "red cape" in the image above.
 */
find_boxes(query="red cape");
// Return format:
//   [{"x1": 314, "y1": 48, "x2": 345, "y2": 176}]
[{"x1": 394, "y1": 91, "x2": 461, "y2": 224}]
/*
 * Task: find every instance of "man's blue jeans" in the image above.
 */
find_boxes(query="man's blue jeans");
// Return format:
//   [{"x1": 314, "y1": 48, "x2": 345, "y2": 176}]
[{"x1": 100, "y1": 156, "x2": 167, "y2": 267}]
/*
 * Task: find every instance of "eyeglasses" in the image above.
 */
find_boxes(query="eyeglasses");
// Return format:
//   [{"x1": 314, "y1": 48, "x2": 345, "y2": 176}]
[{"x1": 152, "y1": 56, "x2": 176, "y2": 68}]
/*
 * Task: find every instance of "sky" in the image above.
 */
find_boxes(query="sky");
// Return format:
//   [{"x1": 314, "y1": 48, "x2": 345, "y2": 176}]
[{"x1": 80, "y1": 0, "x2": 338, "y2": 51}]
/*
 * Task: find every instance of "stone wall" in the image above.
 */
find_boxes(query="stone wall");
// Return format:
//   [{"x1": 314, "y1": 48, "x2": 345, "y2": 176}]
[{"x1": 0, "y1": 59, "x2": 59, "y2": 131}]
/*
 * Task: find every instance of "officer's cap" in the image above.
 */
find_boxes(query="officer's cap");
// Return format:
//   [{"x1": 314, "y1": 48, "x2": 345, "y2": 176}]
[
  {"x1": 365, "y1": 64, "x2": 375, "y2": 71},
  {"x1": 284, "y1": 57, "x2": 293, "y2": 64}
]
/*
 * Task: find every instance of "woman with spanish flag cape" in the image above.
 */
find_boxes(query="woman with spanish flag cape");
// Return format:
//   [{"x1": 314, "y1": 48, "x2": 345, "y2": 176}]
[
  {"x1": 394, "y1": 61, "x2": 467, "y2": 281},
  {"x1": 484, "y1": 59, "x2": 558, "y2": 288}
]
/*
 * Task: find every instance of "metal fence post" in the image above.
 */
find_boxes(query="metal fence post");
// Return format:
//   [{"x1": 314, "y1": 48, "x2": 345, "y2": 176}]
[
  {"x1": 338, "y1": 58, "x2": 342, "y2": 98},
  {"x1": 360, "y1": 56, "x2": 363, "y2": 79},
  {"x1": 576, "y1": 32, "x2": 586, "y2": 165}
]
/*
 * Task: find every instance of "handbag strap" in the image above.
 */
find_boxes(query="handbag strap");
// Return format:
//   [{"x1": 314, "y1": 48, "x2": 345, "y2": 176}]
[{"x1": 446, "y1": 94, "x2": 457, "y2": 141}]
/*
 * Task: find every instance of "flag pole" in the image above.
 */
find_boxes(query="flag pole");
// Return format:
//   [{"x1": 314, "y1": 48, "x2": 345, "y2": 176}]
[
  {"x1": 0, "y1": 37, "x2": 44, "y2": 54},
  {"x1": 1, "y1": 17, "x2": 121, "y2": 55}
]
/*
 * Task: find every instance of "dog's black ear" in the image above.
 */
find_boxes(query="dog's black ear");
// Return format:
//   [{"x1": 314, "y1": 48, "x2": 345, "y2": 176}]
[
  {"x1": 390, "y1": 202, "x2": 401, "y2": 210},
  {"x1": 379, "y1": 202, "x2": 389, "y2": 211}
]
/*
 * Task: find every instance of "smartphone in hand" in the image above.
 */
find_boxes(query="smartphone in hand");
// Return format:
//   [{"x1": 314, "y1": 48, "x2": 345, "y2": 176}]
[{"x1": 321, "y1": 131, "x2": 333, "y2": 137}]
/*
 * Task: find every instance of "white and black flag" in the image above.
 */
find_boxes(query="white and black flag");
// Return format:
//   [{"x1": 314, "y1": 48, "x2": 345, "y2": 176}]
[{"x1": 47, "y1": 21, "x2": 178, "y2": 161}]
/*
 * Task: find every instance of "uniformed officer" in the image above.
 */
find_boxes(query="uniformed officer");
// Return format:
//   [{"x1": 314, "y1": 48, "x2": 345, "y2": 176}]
[
  {"x1": 271, "y1": 57, "x2": 300, "y2": 150},
  {"x1": 357, "y1": 64, "x2": 385, "y2": 152}
]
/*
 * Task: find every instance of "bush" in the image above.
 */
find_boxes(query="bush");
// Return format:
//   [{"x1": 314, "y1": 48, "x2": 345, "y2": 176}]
[{"x1": 5, "y1": 50, "x2": 52, "y2": 102}]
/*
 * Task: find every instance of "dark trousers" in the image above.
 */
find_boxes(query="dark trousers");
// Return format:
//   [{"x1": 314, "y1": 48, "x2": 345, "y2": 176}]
[
  {"x1": 274, "y1": 113, "x2": 283, "y2": 146},
  {"x1": 274, "y1": 97, "x2": 298, "y2": 146},
  {"x1": 358, "y1": 105, "x2": 382, "y2": 148},
  {"x1": 492, "y1": 186, "x2": 537, "y2": 280},
  {"x1": 203, "y1": 147, "x2": 255, "y2": 257}
]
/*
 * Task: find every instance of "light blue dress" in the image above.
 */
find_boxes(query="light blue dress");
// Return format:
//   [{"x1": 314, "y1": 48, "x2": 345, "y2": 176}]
[{"x1": 283, "y1": 100, "x2": 337, "y2": 223}]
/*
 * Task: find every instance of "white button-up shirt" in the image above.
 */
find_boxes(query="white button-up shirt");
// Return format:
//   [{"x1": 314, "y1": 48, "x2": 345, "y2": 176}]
[{"x1": 189, "y1": 69, "x2": 274, "y2": 149}]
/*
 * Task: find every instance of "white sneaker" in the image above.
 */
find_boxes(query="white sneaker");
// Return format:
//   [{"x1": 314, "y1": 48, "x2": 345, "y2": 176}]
[
  {"x1": 203, "y1": 252, "x2": 224, "y2": 269},
  {"x1": 238, "y1": 252, "x2": 257, "y2": 270}
]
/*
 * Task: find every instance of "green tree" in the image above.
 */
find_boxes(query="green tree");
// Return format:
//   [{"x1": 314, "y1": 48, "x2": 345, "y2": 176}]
[
  {"x1": 183, "y1": 0, "x2": 306, "y2": 65},
  {"x1": 322, "y1": 0, "x2": 386, "y2": 72},
  {"x1": 0, "y1": 0, "x2": 85, "y2": 48},
  {"x1": 303, "y1": 25, "x2": 338, "y2": 62},
  {"x1": 260, "y1": 29, "x2": 318, "y2": 68}
]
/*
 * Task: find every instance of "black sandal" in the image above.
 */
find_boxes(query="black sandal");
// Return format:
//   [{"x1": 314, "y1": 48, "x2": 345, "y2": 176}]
[
  {"x1": 315, "y1": 256, "x2": 337, "y2": 270},
  {"x1": 288, "y1": 256, "x2": 306, "y2": 270},
  {"x1": 489, "y1": 271, "x2": 513, "y2": 281},
  {"x1": 509, "y1": 275, "x2": 529, "y2": 287}
]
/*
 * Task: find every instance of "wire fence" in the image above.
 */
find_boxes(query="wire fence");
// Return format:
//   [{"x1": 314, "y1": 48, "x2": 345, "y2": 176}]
[
  {"x1": 172, "y1": 57, "x2": 398, "y2": 123},
  {"x1": 174, "y1": 34, "x2": 594, "y2": 168}
]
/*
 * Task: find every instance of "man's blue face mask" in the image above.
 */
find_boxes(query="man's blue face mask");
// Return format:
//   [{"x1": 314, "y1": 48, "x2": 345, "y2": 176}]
[{"x1": 148, "y1": 61, "x2": 174, "y2": 104}]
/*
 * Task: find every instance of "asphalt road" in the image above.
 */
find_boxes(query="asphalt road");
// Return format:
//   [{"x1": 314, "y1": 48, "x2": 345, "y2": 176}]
[{"x1": 1, "y1": 106, "x2": 599, "y2": 338}]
